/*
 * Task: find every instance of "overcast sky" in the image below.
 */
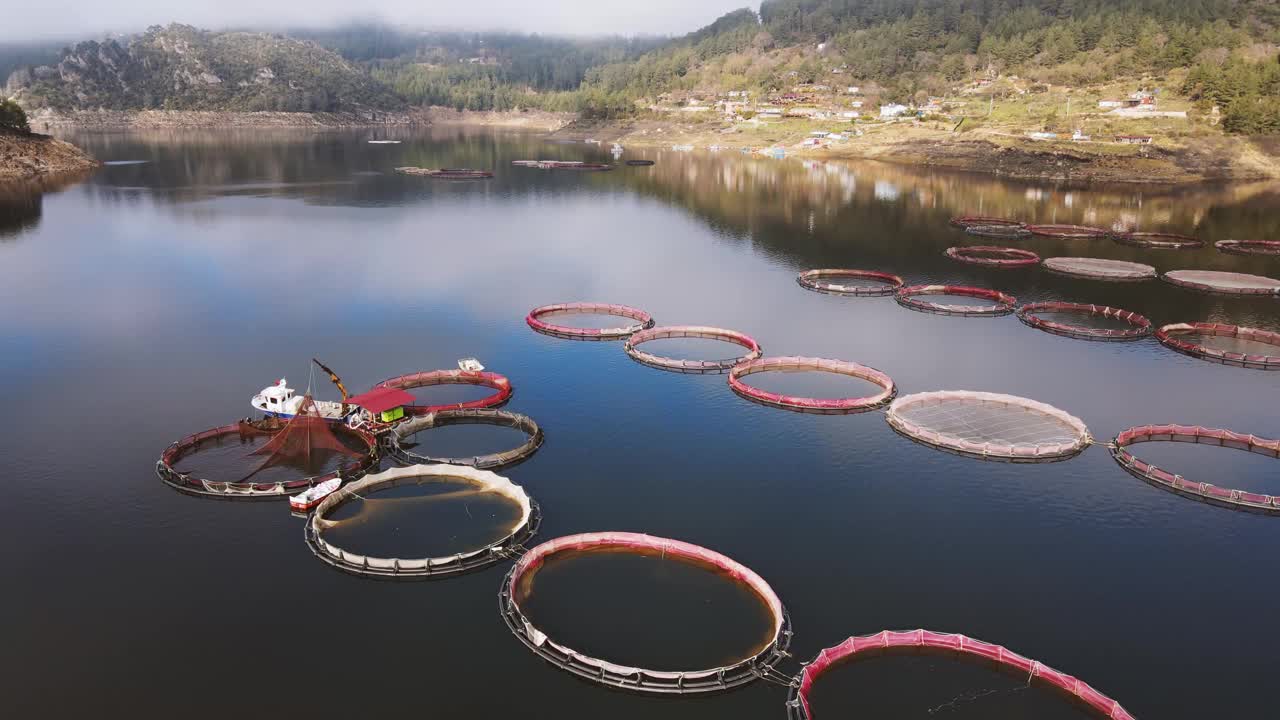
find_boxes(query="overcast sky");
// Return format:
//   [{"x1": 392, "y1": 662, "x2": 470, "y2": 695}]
[{"x1": 5, "y1": 0, "x2": 753, "y2": 43}]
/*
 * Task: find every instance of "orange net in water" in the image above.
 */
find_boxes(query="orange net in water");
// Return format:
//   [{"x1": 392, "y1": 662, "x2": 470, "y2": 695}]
[{"x1": 243, "y1": 395, "x2": 360, "y2": 481}]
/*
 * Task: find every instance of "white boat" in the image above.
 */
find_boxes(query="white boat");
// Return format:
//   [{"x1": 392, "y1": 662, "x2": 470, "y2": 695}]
[
  {"x1": 458, "y1": 357, "x2": 485, "y2": 372},
  {"x1": 368, "y1": 140, "x2": 402, "y2": 144},
  {"x1": 251, "y1": 379, "x2": 349, "y2": 420},
  {"x1": 290, "y1": 477, "x2": 342, "y2": 513},
  {"x1": 585, "y1": 138, "x2": 602, "y2": 145}
]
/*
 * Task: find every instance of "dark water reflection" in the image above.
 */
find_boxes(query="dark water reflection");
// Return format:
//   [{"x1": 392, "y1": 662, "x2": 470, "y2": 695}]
[{"x1": 1, "y1": 127, "x2": 1277, "y2": 719}]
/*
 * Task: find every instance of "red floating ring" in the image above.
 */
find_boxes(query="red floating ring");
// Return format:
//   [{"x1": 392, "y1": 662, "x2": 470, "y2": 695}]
[
  {"x1": 949, "y1": 215, "x2": 1024, "y2": 229},
  {"x1": 945, "y1": 245, "x2": 1040, "y2": 268},
  {"x1": 625, "y1": 326, "x2": 762, "y2": 374},
  {"x1": 1111, "y1": 425, "x2": 1280, "y2": 514},
  {"x1": 1112, "y1": 232, "x2": 1203, "y2": 249},
  {"x1": 1215, "y1": 239, "x2": 1280, "y2": 256},
  {"x1": 728, "y1": 356, "x2": 896, "y2": 414},
  {"x1": 1016, "y1": 302, "x2": 1152, "y2": 341},
  {"x1": 374, "y1": 369, "x2": 513, "y2": 414},
  {"x1": 1161, "y1": 270, "x2": 1280, "y2": 296},
  {"x1": 797, "y1": 269, "x2": 905, "y2": 296},
  {"x1": 785, "y1": 629, "x2": 1136, "y2": 720},
  {"x1": 155, "y1": 422, "x2": 378, "y2": 499},
  {"x1": 1155, "y1": 322, "x2": 1280, "y2": 370},
  {"x1": 500, "y1": 531, "x2": 792, "y2": 694},
  {"x1": 895, "y1": 284, "x2": 1017, "y2": 316},
  {"x1": 526, "y1": 302, "x2": 655, "y2": 340},
  {"x1": 1026, "y1": 224, "x2": 1110, "y2": 239}
]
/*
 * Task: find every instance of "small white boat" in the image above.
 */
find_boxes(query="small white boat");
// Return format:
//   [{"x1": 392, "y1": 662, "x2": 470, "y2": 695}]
[
  {"x1": 368, "y1": 140, "x2": 402, "y2": 144},
  {"x1": 251, "y1": 379, "x2": 349, "y2": 420},
  {"x1": 584, "y1": 138, "x2": 602, "y2": 145},
  {"x1": 290, "y1": 477, "x2": 342, "y2": 513},
  {"x1": 458, "y1": 357, "x2": 485, "y2": 372}
]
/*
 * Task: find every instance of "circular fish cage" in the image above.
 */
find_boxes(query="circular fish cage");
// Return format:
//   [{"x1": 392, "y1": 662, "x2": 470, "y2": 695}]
[
  {"x1": 728, "y1": 357, "x2": 895, "y2": 414},
  {"x1": 156, "y1": 421, "x2": 379, "y2": 499},
  {"x1": 526, "y1": 302, "x2": 655, "y2": 340},
  {"x1": 945, "y1": 245, "x2": 1040, "y2": 268},
  {"x1": 395, "y1": 167, "x2": 494, "y2": 179},
  {"x1": 895, "y1": 285, "x2": 1017, "y2": 316},
  {"x1": 1016, "y1": 302, "x2": 1153, "y2": 341},
  {"x1": 785, "y1": 629, "x2": 1135, "y2": 720},
  {"x1": 949, "y1": 215, "x2": 1023, "y2": 230},
  {"x1": 1111, "y1": 425, "x2": 1280, "y2": 514},
  {"x1": 1042, "y1": 257, "x2": 1157, "y2": 281},
  {"x1": 1112, "y1": 232, "x2": 1204, "y2": 250},
  {"x1": 1161, "y1": 269, "x2": 1280, "y2": 296},
  {"x1": 387, "y1": 409, "x2": 545, "y2": 468},
  {"x1": 886, "y1": 391, "x2": 1091, "y2": 462},
  {"x1": 964, "y1": 224, "x2": 1032, "y2": 240},
  {"x1": 499, "y1": 531, "x2": 792, "y2": 694},
  {"x1": 1155, "y1": 323, "x2": 1280, "y2": 370},
  {"x1": 1215, "y1": 239, "x2": 1280, "y2": 257},
  {"x1": 624, "y1": 326, "x2": 762, "y2": 374},
  {"x1": 374, "y1": 369, "x2": 512, "y2": 414},
  {"x1": 305, "y1": 464, "x2": 540, "y2": 579},
  {"x1": 797, "y1": 269, "x2": 904, "y2": 297},
  {"x1": 1026, "y1": 224, "x2": 1110, "y2": 239},
  {"x1": 625, "y1": 159, "x2": 656, "y2": 166}
]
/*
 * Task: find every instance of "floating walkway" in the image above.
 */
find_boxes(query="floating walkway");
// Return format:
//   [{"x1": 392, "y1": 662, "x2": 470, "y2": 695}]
[
  {"x1": 729, "y1": 357, "x2": 895, "y2": 414},
  {"x1": 305, "y1": 464, "x2": 540, "y2": 579},
  {"x1": 1027, "y1": 224, "x2": 1109, "y2": 239},
  {"x1": 499, "y1": 531, "x2": 792, "y2": 694},
  {"x1": 1155, "y1": 323, "x2": 1280, "y2": 370},
  {"x1": 896, "y1": 285, "x2": 1017, "y2": 316},
  {"x1": 945, "y1": 245, "x2": 1040, "y2": 268},
  {"x1": 797, "y1": 269, "x2": 904, "y2": 296},
  {"x1": 1112, "y1": 232, "x2": 1203, "y2": 250},
  {"x1": 625, "y1": 326, "x2": 762, "y2": 374},
  {"x1": 396, "y1": 167, "x2": 493, "y2": 179},
  {"x1": 388, "y1": 409, "x2": 544, "y2": 469},
  {"x1": 1111, "y1": 425, "x2": 1279, "y2": 514},
  {"x1": 1017, "y1": 302, "x2": 1152, "y2": 341},
  {"x1": 1215, "y1": 239, "x2": 1280, "y2": 256},
  {"x1": 526, "y1": 302, "x2": 655, "y2": 340}
]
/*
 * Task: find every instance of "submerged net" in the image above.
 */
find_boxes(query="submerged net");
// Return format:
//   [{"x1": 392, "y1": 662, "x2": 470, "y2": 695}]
[
  {"x1": 388, "y1": 409, "x2": 545, "y2": 468},
  {"x1": 1042, "y1": 257, "x2": 1157, "y2": 281},
  {"x1": 1215, "y1": 239, "x2": 1280, "y2": 257},
  {"x1": 500, "y1": 531, "x2": 791, "y2": 694},
  {"x1": 1017, "y1": 302, "x2": 1152, "y2": 341},
  {"x1": 1111, "y1": 425, "x2": 1280, "y2": 514},
  {"x1": 243, "y1": 395, "x2": 360, "y2": 481},
  {"x1": 1112, "y1": 232, "x2": 1203, "y2": 249},
  {"x1": 886, "y1": 391, "x2": 1090, "y2": 461},
  {"x1": 1155, "y1": 323, "x2": 1280, "y2": 370},
  {"x1": 895, "y1": 285, "x2": 1017, "y2": 316},
  {"x1": 1162, "y1": 270, "x2": 1280, "y2": 295},
  {"x1": 797, "y1": 269, "x2": 904, "y2": 296},
  {"x1": 787, "y1": 629, "x2": 1135, "y2": 720},
  {"x1": 945, "y1": 245, "x2": 1040, "y2": 268},
  {"x1": 728, "y1": 356, "x2": 895, "y2": 414},
  {"x1": 526, "y1": 302, "x2": 655, "y2": 340},
  {"x1": 625, "y1": 326, "x2": 762, "y2": 373},
  {"x1": 1026, "y1": 224, "x2": 1109, "y2": 239},
  {"x1": 306, "y1": 464, "x2": 539, "y2": 578}
]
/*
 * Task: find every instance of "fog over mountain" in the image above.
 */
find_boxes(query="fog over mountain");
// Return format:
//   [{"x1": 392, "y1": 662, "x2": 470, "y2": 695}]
[{"x1": 5, "y1": 0, "x2": 749, "y2": 41}]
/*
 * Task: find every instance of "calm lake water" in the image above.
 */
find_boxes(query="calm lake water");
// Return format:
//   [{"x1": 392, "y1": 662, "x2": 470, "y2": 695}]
[{"x1": 2, "y1": 126, "x2": 1278, "y2": 719}]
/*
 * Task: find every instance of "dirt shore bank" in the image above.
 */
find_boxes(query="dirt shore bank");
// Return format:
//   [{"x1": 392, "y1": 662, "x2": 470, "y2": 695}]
[
  {"x1": 421, "y1": 107, "x2": 574, "y2": 131},
  {"x1": 0, "y1": 128, "x2": 99, "y2": 181}
]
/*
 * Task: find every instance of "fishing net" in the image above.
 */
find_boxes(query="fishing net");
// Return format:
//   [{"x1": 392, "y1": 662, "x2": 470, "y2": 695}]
[
  {"x1": 1017, "y1": 302, "x2": 1152, "y2": 341},
  {"x1": 728, "y1": 357, "x2": 895, "y2": 414},
  {"x1": 526, "y1": 302, "x2": 655, "y2": 340},
  {"x1": 388, "y1": 409, "x2": 544, "y2": 469},
  {"x1": 306, "y1": 464, "x2": 540, "y2": 578},
  {"x1": 886, "y1": 391, "x2": 1090, "y2": 462},
  {"x1": 895, "y1": 285, "x2": 1017, "y2": 316},
  {"x1": 1111, "y1": 425, "x2": 1280, "y2": 514},
  {"x1": 797, "y1": 269, "x2": 904, "y2": 296},
  {"x1": 786, "y1": 630, "x2": 1135, "y2": 720},
  {"x1": 500, "y1": 531, "x2": 791, "y2": 694},
  {"x1": 945, "y1": 246, "x2": 1040, "y2": 268},
  {"x1": 949, "y1": 215, "x2": 1024, "y2": 229},
  {"x1": 1215, "y1": 239, "x2": 1280, "y2": 257},
  {"x1": 1155, "y1": 323, "x2": 1280, "y2": 370},
  {"x1": 374, "y1": 369, "x2": 512, "y2": 414},
  {"x1": 1042, "y1": 257, "x2": 1157, "y2": 281},
  {"x1": 625, "y1": 326, "x2": 762, "y2": 373},
  {"x1": 1112, "y1": 232, "x2": 1203, "y2": 249},
  {"x1": 964, "y1": 224, "x2": 1032, "y2": 240},
  {"x1": 1026, "y1": 224, "x2": 1110, "y2": 239},
  {"x1": 242, "y1": 395, "x2": 360, "y2": 481},
  {"x1": 1162, "y1": 269, "x2": 1280, "y2": 295},
  {"x1": 156, "y1": 420, "x2": 377, "y2": 499}
]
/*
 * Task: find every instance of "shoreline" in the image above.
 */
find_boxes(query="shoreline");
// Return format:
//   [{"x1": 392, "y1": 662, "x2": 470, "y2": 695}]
[
  {"x1": 27, "y1": 108, "x2": 435, "y2": 131},
  {"x1": 0, "y1": 128, "x2": 99, "y2": 181}
]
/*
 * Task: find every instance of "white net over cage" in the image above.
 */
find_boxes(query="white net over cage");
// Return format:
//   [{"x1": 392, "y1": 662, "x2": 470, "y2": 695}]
[
  {"x1": 887, "y1": 391, "x2": 1090, "y2": 461},
  {"x1": 1163, "y1": 270, "x2": 1280, "y2": 294},
  {"x1": 1042, "y1": 257, "x2": 1156, "y2": 280}
]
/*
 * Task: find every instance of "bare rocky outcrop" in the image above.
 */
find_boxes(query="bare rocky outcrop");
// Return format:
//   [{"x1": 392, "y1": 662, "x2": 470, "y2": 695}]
[{"x1": 0, "y1": 128, "x2": 98, "y2": 181}]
